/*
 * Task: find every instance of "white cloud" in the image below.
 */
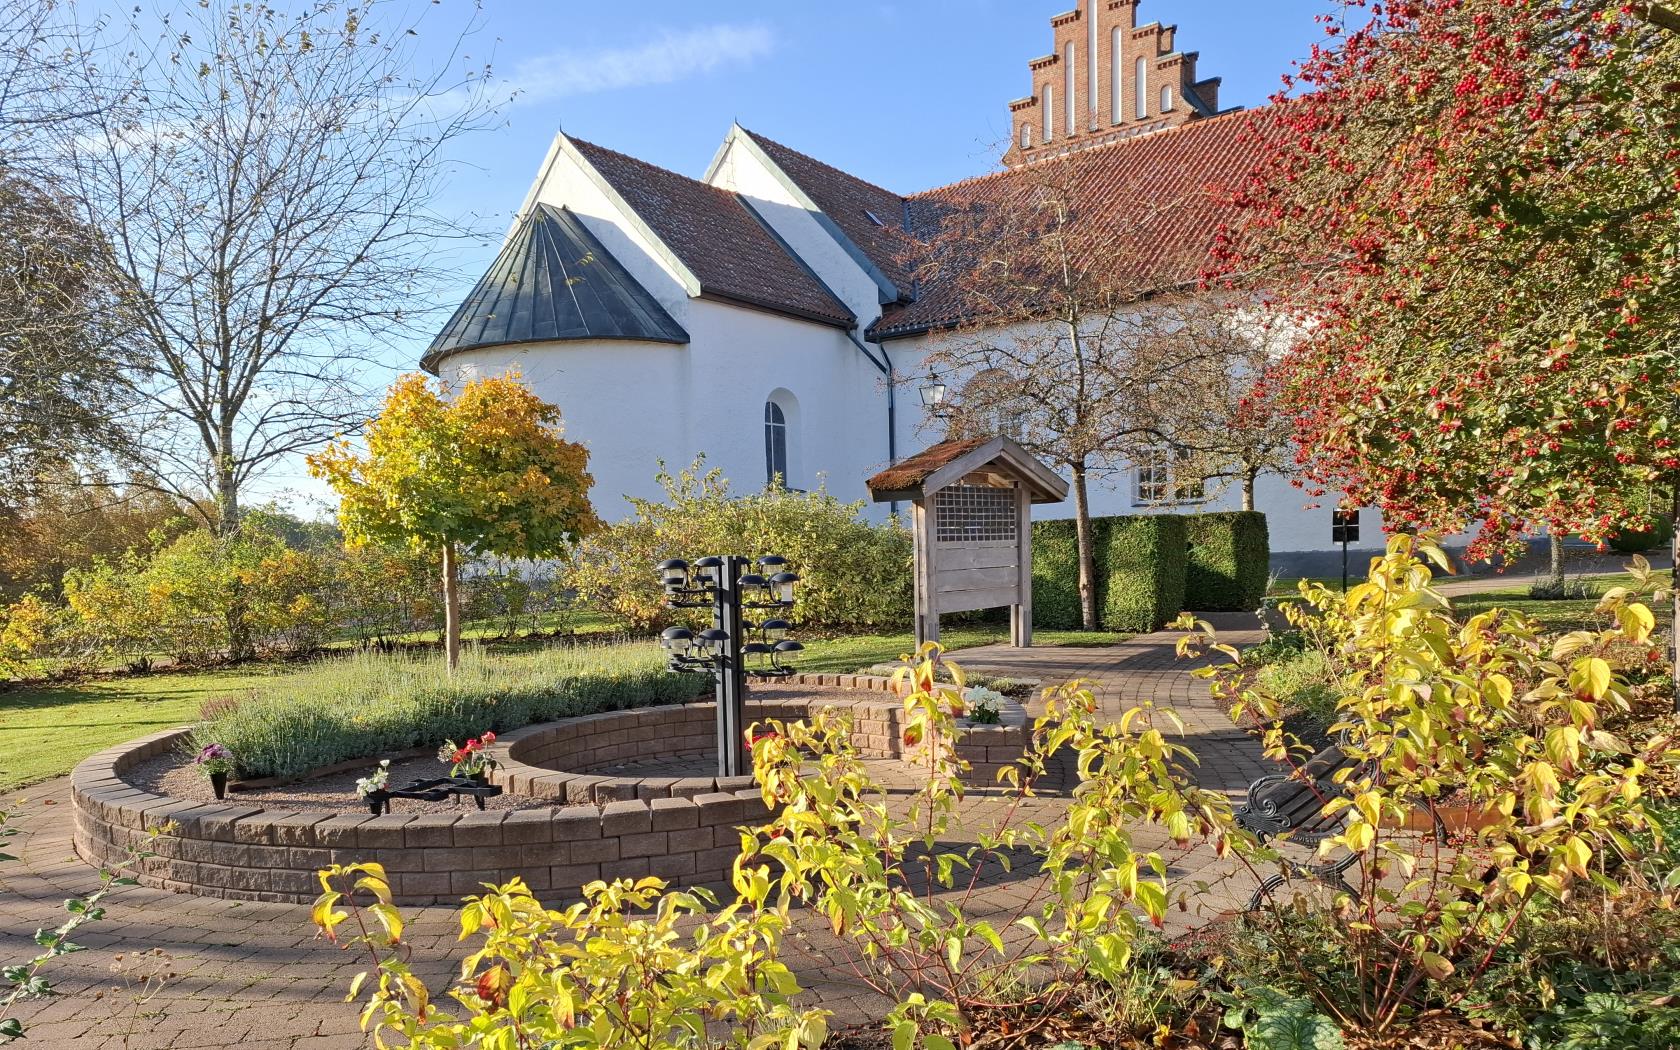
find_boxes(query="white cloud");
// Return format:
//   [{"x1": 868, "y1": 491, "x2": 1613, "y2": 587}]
[{"x1": 504, "y1": 23, "x2": 774, "y2": 104}]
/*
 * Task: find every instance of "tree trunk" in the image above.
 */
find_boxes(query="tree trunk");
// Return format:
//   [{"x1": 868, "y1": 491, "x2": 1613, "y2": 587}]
[
  {"x1": 1242, "y1": 468, "x2": 1257, "y2": 512},
  {"x1": 214, "y1": 433, "x2": 240, "y2": 537},
  {"x1": 1071, "y1": 463, "x2": 1100, "y2": 631},
  {"x1": 1671, "y1": 487, "x2": 1678, "y2": 713},
  {"x1": 1547, "y1": 531, "x2": 1566, "y2": 591},
  {"x1": 442, "y1": 541, "x2": 462, "y2": 672}
]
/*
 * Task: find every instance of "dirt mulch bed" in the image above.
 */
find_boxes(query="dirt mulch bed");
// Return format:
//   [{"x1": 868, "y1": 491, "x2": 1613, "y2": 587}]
[{"x1": 122, "y1": 752, "x2": 571, "y2": 816}]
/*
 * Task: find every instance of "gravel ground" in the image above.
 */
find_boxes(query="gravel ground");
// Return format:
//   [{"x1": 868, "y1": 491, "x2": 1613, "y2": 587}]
[{"x1": 123, "y1": 752, "x2": 567, "y2": 815}]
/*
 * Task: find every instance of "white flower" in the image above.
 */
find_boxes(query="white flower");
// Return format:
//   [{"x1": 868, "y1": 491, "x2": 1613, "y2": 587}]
[{"x1": 354, "y1": 759, "x2": 392, "y2": 799}]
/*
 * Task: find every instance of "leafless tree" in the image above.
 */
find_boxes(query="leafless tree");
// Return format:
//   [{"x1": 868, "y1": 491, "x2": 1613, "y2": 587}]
[
  {"x1": 913, "y1": 158, "x2": 1249, "y2": 630},
  {"x1": 1162, "y1": 308, "x2": 1296, "y2": 512},
  {"x1": 0, "y1": 3, "x2": 142, "y2": 512},
  {"x1": 58, "y1": 0, "x2": 503, "y2": 534}
]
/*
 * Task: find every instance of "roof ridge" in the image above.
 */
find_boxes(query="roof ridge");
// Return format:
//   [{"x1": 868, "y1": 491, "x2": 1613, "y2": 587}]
[
  {"x1": 568, "y1": 133, "x2": 738, "y2": 201},
  {"x1": 909, "y1": 106, "x2": 1260, "y2": 200},
  {"x1": 736, "y1": 125, "x2": 907, "y2": 203}
]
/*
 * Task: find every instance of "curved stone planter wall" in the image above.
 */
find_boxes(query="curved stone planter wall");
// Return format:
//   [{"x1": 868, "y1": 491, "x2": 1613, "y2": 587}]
[
  {"x1": 71, "y1": 676, "x2": 1028, "y2": 907},
  {"x1": 72, "y1": 728, "x2": 768, "y2": 906}
]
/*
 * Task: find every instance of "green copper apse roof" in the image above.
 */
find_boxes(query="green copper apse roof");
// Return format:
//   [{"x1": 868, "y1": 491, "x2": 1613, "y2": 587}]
[{"x1": 423, "y1": 204, "x2": 688, "y2": 370}]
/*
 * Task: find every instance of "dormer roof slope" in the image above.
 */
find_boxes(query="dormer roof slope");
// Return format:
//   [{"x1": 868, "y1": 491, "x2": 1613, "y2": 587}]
[
  {"x1": 569, "y1": 137, "x2": 855, "y2": 329},
  {"x1": 736, "y1": 127, "x2": 916, "y2": 298}
]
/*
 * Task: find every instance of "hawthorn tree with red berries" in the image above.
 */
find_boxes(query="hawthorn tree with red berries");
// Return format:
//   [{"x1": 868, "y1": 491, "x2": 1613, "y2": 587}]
[{"x1": 1221, "y1": 0, "x2": 1680, "y2": 666}]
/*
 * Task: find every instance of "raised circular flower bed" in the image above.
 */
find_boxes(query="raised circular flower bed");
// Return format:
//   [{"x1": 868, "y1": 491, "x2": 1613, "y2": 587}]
[{"x1": 70, "y1": 674, "x2": 1029, "y2": 906}]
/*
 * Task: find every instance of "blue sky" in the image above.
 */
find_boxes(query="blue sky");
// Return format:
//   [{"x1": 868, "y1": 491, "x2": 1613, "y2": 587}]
[{"x1": 260, "y1": 0, "x2": 1336, "y2": 510}]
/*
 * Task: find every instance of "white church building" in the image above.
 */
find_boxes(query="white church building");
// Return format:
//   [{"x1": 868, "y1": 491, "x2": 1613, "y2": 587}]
[{"x1": 423, "y1": 0, "x2": 1382, "y2": 573}]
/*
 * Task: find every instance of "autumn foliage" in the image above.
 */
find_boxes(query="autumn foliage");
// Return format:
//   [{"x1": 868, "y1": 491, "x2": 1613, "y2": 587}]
[
  {"x1": 310, "y1": 372, "x2": 598, "y2": 668},
  {"x1": 1222, "y1": 0, "x2": 1680, "y2": 559}
]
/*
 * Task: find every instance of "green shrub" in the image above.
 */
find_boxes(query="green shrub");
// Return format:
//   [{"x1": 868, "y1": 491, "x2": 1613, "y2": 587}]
[
  {"x1": 193, "y1": 642, "x2": 708, "y2": 779},
  {"x1": 1102, "y1": 515, "x2": 1188, "y2": 631},
  {"x1": 1184, "y1": 512, "x2": 1270, "y2": 611},
  {"x1": 1030, "y1": 519, "x2": 1083, "y2": 629},
  {"x1": 569, "y1": 459, "x2": 912, "y2": 633},
  {"x1": 1607, "y1": 515, "x2": 1674, "y2": 554},
  {"x1": 1255, "y1": 648, "x2": 1338, "y2": 733}
]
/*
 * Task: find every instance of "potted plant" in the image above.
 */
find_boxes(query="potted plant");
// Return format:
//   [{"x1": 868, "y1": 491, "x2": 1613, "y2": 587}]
[
  {"x1": 962, "y1": 686, "x2": 1006, "y2": 725},
  {"x1": 439, "y1": 732, "x2": 497, "y2": 783},
  {"x1": 356, "y1": 759, "x2": 392, "y2": 815},
  {"x1": 195, "y1": 743, "x2": 235, "y2": 799}
]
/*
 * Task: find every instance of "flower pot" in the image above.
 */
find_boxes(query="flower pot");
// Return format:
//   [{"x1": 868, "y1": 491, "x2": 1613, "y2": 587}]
[{"x1": 209, "y1": 771, "x2": 228, "y2": 800}]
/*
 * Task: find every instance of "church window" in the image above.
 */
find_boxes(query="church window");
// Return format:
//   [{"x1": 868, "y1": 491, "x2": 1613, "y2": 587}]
[
  {"x1": 1044, "y1": 85, "x2": 1054, "y2": 142},
  {"x1": 1134, "y1": 447, "x2": 1206, "y2": 505},
  {"x1": 1111, "y1": 30, "x2": 1124, "y2": 124},
  {"x1": 764, "y1": 401, "x2": 788, "y2": 488},
  {"x1": 1160, "y1": 85, "x2": 1174, "y2": 111},
  {"x1": 1020, "y1": 122, "x2": 1033, "y2": 150},
  {"x1": 1064, "y1": 43, "x2": 1076, "y2": 136},
  {"x1": 1135, "y1": 58, "x2": 1149, "y2": 118}
]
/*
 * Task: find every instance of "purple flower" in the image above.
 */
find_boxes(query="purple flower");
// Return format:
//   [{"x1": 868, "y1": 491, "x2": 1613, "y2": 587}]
[{"x1": 196, "y1": 743, "x2": 232, "y2": 764}]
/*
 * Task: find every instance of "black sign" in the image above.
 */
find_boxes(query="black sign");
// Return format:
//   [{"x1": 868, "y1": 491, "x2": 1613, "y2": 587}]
[{"x1": 1332, "y1": 509, "x2": 1360, "y2": 544}]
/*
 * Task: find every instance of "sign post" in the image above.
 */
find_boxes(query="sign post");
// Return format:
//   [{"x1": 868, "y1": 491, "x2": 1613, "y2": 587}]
[{"x1": 1332, "y1": 509, "x2": 1360, "y2": 593}]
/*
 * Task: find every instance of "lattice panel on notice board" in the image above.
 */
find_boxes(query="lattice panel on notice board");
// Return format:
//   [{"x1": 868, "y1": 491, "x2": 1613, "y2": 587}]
[{"x1": 933, "y1": 485, "x2": 1016, "y2": 543}]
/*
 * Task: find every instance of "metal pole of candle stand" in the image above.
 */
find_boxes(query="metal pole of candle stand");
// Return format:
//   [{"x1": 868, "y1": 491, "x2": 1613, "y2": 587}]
[{"x1": 714, "y1": 555, "x2": 750, "y2": 778}]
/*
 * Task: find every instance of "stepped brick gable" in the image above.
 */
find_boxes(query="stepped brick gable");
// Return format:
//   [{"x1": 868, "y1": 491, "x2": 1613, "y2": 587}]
[{"x1": 1004, "y1": 0, "x2": 1230, "y2": 168}]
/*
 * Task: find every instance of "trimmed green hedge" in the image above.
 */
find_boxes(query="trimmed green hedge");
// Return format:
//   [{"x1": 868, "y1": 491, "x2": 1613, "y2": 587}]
[
  {"x1": 1031, "y1": 519, "x2": 1084, "y2": 630},
  {"x1": 1102, "y1": 515, "x2": 1189, "y2": 632},
  {"x1": 1032, "y1": 513, "x2": 1196, "y2": 632},
  {"x1": 1184, "y1": 512, "x2": 1271, "y2": 611}
]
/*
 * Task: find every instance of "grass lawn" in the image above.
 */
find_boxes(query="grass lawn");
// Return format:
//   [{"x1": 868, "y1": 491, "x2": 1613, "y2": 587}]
[
  {"x1": 1, "y1": 667, "x2": 287, "y2": 791},
  {"x1": 1449, "y1": 584, "x2": 1674, "y2": 634}
]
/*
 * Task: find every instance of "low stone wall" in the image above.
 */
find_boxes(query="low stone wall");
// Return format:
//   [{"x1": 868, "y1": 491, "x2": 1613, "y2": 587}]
[
  {"x1": 71, "y1": 676, "x2": 1030, "y2": 907},
  {"x1": 72, "y1": 728, "x2": 769, "y2": 906}
]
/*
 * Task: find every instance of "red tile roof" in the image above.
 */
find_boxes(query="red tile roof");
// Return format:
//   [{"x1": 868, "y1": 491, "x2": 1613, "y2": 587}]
[
  {"x1": 738, "y1": 128, "x2": 918, "y2": 295},
  {"x1": 569, "y1": 137, "x2": 855, "y2": 329},
  {"x1": 871, "y1": 109, "x2": 1277, "y2": 340}
]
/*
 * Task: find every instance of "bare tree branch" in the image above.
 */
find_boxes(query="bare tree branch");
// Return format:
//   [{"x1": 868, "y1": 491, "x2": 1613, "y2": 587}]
[{"x1": 57, "y1": 0, "x2": 506, "y2": 533}]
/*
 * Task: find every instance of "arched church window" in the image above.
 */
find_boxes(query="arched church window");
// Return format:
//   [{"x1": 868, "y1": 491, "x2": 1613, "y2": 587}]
[
  {"x1": 763, "y1": 389, "x2": 801, "y2": 490},
  {"x1": 1160, "y1": 85, "x2": 1174, "y2": 111},
  {"x1": 764, "y1": 401, "x2": 788, "y2": 488},
  {"x1": 1021, "y1": 122, "x2": 1032, "y2": 150},
  {"x1": 1135, "y1": 57, "x2": 1149, "y2": 119},
  {"x1": 1044, "y1": 85, "x2": 1054, "y2": 142}
]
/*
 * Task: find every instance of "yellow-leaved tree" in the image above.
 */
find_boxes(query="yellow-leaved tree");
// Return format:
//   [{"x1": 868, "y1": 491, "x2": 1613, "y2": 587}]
[{"x1": 308, "y1": 372, "x2": 599, "y2": 669}]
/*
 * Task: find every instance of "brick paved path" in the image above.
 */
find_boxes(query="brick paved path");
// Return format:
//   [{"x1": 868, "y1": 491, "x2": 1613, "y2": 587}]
[{"x1": 1, "y1": 615, "x2": 1269, "y2": 1047}]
